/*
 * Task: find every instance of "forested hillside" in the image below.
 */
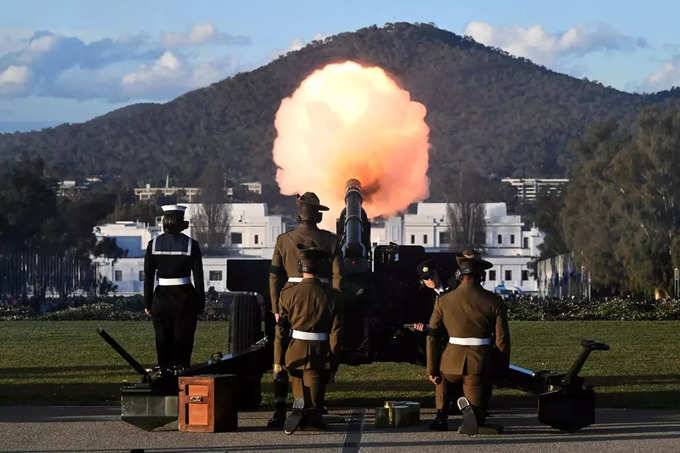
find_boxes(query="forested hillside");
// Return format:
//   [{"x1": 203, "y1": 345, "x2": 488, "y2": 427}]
[{"x1": 1, "y1": 22, "x2": 679, "y2": 201}]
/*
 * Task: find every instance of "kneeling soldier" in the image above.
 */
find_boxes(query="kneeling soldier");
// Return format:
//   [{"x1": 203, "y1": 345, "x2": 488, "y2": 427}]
[
  {"x1": 426, "y1": 250, "x2": 510, "y2": 435},
  {"x1": 274, "y1": 248, "x2": 343, "y2": 435}
]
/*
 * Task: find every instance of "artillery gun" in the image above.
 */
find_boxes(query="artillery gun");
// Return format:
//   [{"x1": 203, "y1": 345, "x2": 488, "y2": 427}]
[{"x1": 100, "y1": 178, "x2": 608, "y2": 432}]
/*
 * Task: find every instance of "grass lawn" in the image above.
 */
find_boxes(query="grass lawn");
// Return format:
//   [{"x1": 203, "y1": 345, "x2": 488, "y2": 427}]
[{"x1": 1, "y1": 320, "x2": 678, "y2": 409}]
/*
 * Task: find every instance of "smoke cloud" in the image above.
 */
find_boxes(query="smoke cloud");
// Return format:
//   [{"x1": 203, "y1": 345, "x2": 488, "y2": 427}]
[{"x1": 273, "y1": 61, "x2": 430, "y2": 227}]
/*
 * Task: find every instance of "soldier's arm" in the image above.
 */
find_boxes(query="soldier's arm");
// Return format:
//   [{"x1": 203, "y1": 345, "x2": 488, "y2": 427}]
[
  {"x1": 426, "y1": 299, "x2": 445, "y2": 376},
  {"x1": 494, "y1": 301, "x2": 511, "y2": 363},
  {"x1": 269, "y1": 238, "x2": 285, "y2": 314},
  {"x1": 143, "y1": 241, "x2": 155, "y2": 311},
  {"x1": 191, "y1": 240, "x2": 205, "y2": 312},
  {"x1": 329, "y1": 291, "x2": 343, "y2": 367},
  {"x1": 331, "y1": 237, "x2": 343, "y2": 290},
  {"x1": 273, "y1": 290, "x2": 290, "y2": 367}
]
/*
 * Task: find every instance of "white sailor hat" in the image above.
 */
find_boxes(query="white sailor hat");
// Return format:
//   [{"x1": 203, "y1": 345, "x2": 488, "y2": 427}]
[{"x1": 161, "y1": 204, "x2": 187, "y2": 214}]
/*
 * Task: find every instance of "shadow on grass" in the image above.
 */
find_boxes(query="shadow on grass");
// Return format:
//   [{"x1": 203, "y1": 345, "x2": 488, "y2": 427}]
[
  {"x1": 0, "y1": 365, "x2": 135, "y2": 379},
  {"x1": 2, "y1": 372, "x2": 679, "y2": 410}
]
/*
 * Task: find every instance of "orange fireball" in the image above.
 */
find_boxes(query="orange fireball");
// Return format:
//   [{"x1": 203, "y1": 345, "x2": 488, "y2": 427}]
[{"x1": 273, "y1": 61, "x2": 430, "y2": 226}]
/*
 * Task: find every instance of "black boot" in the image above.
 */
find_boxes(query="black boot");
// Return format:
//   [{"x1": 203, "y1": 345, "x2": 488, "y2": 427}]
[
  {"x1": 429, "y1": 409, "x2": 448, "y2": 431},
  {"x1": 456, "y1": 397, "x2": 479, "y2": 436},
  {"x1": 267, "y1": 402, "x2": 287, "y2": 429},
  {"x1": 283, "y1": 409, "x2": 303, "y2": 435}
]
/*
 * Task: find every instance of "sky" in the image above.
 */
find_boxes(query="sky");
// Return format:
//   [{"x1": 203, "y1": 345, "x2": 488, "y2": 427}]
[{"x1": 1, "y1": 0, "x2": 680, "y2": 132}]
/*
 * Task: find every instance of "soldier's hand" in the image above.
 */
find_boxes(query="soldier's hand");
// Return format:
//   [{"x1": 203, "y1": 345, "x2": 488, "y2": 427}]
[
  {"x1": 414, "y1": 323, "x2": 428, "y2": 332},
  {"x1": 275, "y1": 313, "x2": 280, "y2": 323},
  {"x1": 273, "y1": 364, "x2": 283, "y2": 380},
  {"x1": 144, "y1": 308, "x2": 151, "y2": 316},
  {"x1": 429, "y1": 374, "x2": 442, "y2": 385}
]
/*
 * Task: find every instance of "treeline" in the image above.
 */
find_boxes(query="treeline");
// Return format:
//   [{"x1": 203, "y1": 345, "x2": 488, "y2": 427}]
[
  {"x1": 2, "y1": 23, "x2": 680, "y2": 209},
  {"x1": 536, "y1": 106, "x2": 680, "y2": 296}
]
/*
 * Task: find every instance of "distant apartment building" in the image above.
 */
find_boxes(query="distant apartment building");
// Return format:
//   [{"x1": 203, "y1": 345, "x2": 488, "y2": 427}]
[
  {"x1": 56, "y1": 177, "x2": 102, "y2": 197},
  {"x1": 502, "y1": 178, "x2": 569, "y2": 201},
  {"x1": 134, "y1": 180, "x2": 262, "y2": 202}
]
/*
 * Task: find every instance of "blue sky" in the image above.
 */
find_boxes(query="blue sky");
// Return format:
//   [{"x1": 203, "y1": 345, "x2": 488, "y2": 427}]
[{"x1": 1, "y1": 0, "x2": 679, "y2": 132}]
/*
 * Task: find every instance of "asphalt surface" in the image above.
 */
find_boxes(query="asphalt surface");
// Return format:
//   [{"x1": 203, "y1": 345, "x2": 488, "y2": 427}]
[{"x1": 1, "y1": 405, "x2": 679, "y2": 452}]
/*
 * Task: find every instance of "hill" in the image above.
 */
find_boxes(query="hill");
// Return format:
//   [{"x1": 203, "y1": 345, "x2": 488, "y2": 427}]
[{"x1": 1, "y1": 22, "x2": 679, "y2": 202}]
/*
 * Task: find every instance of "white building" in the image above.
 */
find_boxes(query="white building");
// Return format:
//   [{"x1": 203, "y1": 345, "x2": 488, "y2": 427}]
[
  {"x1": 94, "y1": 221, "x2": 161, "y2": 258},
  {"x1": 370, "y1": 203, "x2": 544, "y2": 294},
  {"x1": 94, "y1": 201, "x2": 543, "y2": 295},
  {"x1": 93, "y1": 203, "x2": 284, "y2": 295}
]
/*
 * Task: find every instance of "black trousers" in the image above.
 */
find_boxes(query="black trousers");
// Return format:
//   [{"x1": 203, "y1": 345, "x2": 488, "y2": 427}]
[{"x1": 151, "y1": 285, "x2": 198, "y2": 369}]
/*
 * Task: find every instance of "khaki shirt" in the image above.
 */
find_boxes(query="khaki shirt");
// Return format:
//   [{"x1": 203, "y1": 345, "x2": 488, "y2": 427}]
[
  {"x1": 274, "y1": 278, "x2": 343, "y2": 370},
  {"x1": 268, "y1": 223, "x2": 342, "y2": 313},
  {"x1": 426, "y1": 280, "x2": 510, "y2": 376}
]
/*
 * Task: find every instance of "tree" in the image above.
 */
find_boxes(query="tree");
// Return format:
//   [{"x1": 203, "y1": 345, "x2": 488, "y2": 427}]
[
  {"x1": 445, "y1": 170, "x2": 487, "y2": 251},
  {"x1": 192, "y1": 165, "x2": 230, "y2": 254},
  {"x1": 523, "y1": 187, "x2": 569, "y2": 259},
  {"x1": 0, "y1": 159, "x2": 59, "y2": 252},
  {"x1": 562, "y1": 108, "x2": 680, "y2": 295}
]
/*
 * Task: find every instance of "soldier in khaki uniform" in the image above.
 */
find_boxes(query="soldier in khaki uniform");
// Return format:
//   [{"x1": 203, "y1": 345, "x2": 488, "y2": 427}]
[
  {"x1": 426, "y1": 250, "x2": 510, "y2": 434},
  {"x1": 267, "y1": 192, "x2": 342, "y2": 428},
  {"x1": 414, "y1": 260, "x2": 457, "y2": 430},
  {"x1": 274, "y1": 248, "x2": 343, "y2": 435}
]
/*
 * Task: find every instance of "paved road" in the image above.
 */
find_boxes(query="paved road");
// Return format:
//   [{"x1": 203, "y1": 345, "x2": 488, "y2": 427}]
[{"x1": 1, "y1": 405, "x2": 679, "y2": 452}]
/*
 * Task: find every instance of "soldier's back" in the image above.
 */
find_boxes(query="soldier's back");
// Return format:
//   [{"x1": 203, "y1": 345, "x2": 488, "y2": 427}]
[{"x1": 276, "y1": 226, "x2": 338, "y2": 277}]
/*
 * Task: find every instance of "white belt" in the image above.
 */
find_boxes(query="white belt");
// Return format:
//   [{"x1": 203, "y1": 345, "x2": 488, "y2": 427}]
[
  {"x1": 158, "y1": 277, "x2": 191, "y2": 286},
  {"x1": 449, "y1": 336, "x2": 492, "y2": 346},
  {"x1": 292, "y1": 330, "x2": 329, "y2": 341},
  {"x1": 287, "y1": 277, "x2": 330, "y2": 284}
]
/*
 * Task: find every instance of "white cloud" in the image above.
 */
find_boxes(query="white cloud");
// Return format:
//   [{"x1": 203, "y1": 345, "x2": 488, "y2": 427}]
[
  {"x1": 0, "y1": 34, "x2": 28, "y2": 56},
  {"x1": 464, "y1": 21, "x2": 646, "y2": 66},
  {"x1": 122, "y1": 51, "x2": 182, "y2": 86},
  {"x1": 270, "y1": 33, "x2": 330, "y2": 61},
  {"x1": 120, "y1": 51, "x2": 238, "y2": 99},
  {"x1": 160, "y1": 23, "x2": 250, "y2": 48},
  {"x1": 0, "y1": 65, "x2": 30, "y2": 95},
  {"x1": 637, "y1": 56, "x2": 680, "y2": 92},
  {"x1": 0, "y1": 25, "x2": 249, "y2": 101}
]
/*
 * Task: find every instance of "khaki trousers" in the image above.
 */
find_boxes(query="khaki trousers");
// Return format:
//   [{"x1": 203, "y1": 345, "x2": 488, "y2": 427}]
[
  {"x1": 436, "y1": 372, "x2": 488, "y2": 423},
  {"x1": 289, "y1": 369, "x2": 329, "y2": 412}
]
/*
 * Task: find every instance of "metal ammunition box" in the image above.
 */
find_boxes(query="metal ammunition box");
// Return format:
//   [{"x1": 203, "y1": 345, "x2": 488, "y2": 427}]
[{"x1": 121, "y1": 383, "x2": 178, "y2": 431}]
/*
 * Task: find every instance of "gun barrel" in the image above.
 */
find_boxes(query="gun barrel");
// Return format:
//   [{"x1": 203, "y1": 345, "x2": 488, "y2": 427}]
[
  {"x1": 97, "y1": 328, "x2": 150, "y2": 379},
  {"x1": 343, "y1": 178, "x2": 366, "y2": 259}
]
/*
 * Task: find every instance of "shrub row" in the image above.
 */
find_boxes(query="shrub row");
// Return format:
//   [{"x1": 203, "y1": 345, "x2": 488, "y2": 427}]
[
  {"x1": 504, "y1": 296, "x2": 680, "y2": 321},
  {"x1": 0, "y1": 295, "x2": 233, "y2": 321},
  {"x1": 1, "y1": 295, "x2": 679, "y2": 321}
]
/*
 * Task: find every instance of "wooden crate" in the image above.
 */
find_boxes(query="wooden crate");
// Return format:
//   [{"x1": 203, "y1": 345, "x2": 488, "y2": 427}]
[{"x1": 178, "y1": 374, "x2": 238, "y2": 432}]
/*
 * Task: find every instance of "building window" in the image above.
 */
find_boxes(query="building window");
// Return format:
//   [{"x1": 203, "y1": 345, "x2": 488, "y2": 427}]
[
  {"x1": 231, "y1": 232, "x2": 242, "y2": 245},
  {"x1": 423, "y1": 234, "x2": 428, "y2": 244},
  {"x1": 138, "y1": 271, "x2": 144, "y2": 282},
  {"x1": 497, "y1": 234, "x2": 503, "y2": 244},
  {"x1": 505, "y1": 270, "x2": 512, "y2": 281},
  {"x1": 114, "y1": 270, "x2": 123, "y2": 281},
  {"x1": 209, "y1": 271, "x2": 223, "y2": 281},
  {"x1": 523, "y1": 237, "x2": 529, "y2": 249},
  {"x1": 410, "y1": 234, "x2": 415, "y2": 244},
  {"x1": 254, "y1": 234, "x2": 259, "y2": 244},
  {"x1": 510, "y1": 234, "x2": 515, "y2": 244},
  {"x1": 488, "y1": 270, "x2": 496, "y2": 281},
  {"x1": 439, "y1": 231, "x2": 450, "y2": 244},
  {"x1": 522, "y1": 270, "x2": 529, "y2": 281}
]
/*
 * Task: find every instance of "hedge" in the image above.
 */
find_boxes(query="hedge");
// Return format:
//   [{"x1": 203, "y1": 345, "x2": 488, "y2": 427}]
[{"x1": 1, "y1": 295, "x2": 679, "y2": 321}]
